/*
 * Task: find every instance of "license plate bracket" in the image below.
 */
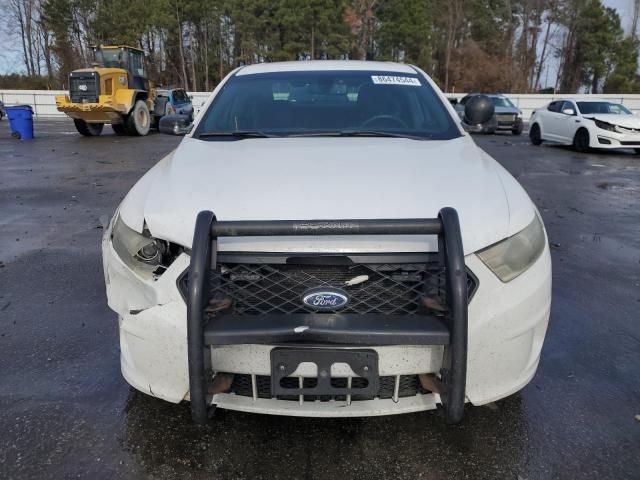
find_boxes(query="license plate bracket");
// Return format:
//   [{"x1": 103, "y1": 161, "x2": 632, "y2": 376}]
[{"x1": 270, "y1": 347, "x2": 379, "y2": 397}]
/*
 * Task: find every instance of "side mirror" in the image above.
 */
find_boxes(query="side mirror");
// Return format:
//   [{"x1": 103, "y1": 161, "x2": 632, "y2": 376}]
[
  {"x1": 562, "y1": 108, "x2": 575, "y2": 115},
  {"x1": 463, "y1": 95, "x2": 495, "y2": 126},
  {"x1": 159, "y1": 114, "x2": 192, "y2": 136}
]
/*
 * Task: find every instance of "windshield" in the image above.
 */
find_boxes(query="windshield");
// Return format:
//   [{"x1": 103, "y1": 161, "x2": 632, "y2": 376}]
[
  {"x1": 577, "y1": 102, "x2": 632, "y2": 115},
  {"x1": 195, "y1": 70, "x2": 460, "y2": 140},
  {"x1": 173, "y1": 89, "x2": 189, "y2": 102},
  {"x1": 95, "y1": 49, "x2": 125, "y2": 69},
  {"x1": 490, "y1": 96, "x2": 515, "y2": 108}
]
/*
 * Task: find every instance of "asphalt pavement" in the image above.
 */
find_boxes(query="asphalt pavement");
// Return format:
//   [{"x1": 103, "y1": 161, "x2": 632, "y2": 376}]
[{"x1": 0, "y1": 119, "x2": 639, "y2": 479}]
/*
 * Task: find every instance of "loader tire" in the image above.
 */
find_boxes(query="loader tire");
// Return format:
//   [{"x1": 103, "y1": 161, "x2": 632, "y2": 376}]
[
  {"x1": 74, "y1": 120, "x2": 104, "y2": 137},
  {"x1": 125, "y1": 100, "x2": 151, "y2": 136}
]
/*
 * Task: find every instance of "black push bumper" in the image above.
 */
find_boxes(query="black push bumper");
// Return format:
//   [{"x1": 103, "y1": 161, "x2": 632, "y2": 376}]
[{"x1": 187, "y1": 209, "x2": 468, "y2": 424}]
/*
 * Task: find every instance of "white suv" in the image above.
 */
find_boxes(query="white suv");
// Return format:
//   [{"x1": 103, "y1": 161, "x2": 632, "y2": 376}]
[{"x1": 102, "y1": 61, "x2": 551, "y2": 424}]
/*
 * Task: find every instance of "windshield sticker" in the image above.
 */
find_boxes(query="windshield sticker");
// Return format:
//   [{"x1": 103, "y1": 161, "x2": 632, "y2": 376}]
[{"x1": 371, "y1": 75, "x2": 421, "y2": 86}]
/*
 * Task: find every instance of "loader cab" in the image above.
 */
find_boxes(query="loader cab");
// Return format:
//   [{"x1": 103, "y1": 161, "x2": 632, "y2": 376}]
[{"x1": 93, "y1": 46, "x2": 149, "y2": 91}]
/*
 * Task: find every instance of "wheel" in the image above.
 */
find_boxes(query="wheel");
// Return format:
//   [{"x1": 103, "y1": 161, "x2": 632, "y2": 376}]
[
  {"x1": 74, "y1": 119, "x2": 104, "y2": 136},
  {"x1": 512, "y1": 123, "x2": 523, "y2": 135},
  {"x1": 573, "y1": 128, "x2": 590, "y2": 153},
  {"x1": 11, "y1": 131, "x2": 21, "y2": 139},
  {"x1": 112, "y1": 123, "x2": 127, "y2": 135},
  {"x1": 634, "y1": 148, "x2": 640, "y2": 155},
  {"x1": 529, "y1": 123, "x2": 542, "y2": 145},
  {"x1": 125, "y1": 100, "x2": 151, "y2": 136}
]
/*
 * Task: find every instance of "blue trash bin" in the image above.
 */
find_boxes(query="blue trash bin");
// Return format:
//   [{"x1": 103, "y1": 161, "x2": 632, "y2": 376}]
[{"x1": 6, "y1": 105, "x2": 34, "y2": 140}]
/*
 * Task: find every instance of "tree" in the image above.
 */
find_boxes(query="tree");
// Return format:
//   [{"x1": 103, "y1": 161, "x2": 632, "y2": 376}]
[
  {"x1": 4, "y1": 0, "x2": 633, "y2": 93},
  {"x1": 604, "y1": 37, "x2": 640, "y2": 93}
]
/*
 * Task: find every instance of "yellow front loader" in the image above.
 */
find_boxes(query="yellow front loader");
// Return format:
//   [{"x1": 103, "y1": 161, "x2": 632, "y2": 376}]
[{"x1": 56, "y1": 46, "x2": 158, "y2": 136}]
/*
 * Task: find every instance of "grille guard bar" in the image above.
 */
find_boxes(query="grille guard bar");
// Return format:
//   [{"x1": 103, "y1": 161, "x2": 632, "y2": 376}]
[{"x1": 187, "y1": 209, "x2": 468, "y2": 425}]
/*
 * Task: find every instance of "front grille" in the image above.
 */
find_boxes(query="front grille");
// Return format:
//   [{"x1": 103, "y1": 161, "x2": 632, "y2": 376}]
[
  {"x1": 496, "y1": 113, "x2": 516, "y2": 124},
  {"x1": 179, "y1": 258, "x2": 477, "y2": 316},
  {"x1": 228, "y1": 373, "x2": 429, "y2": 401},
  {"x1": 69, "y1": 72, "x2": 99, "y2": 103}
]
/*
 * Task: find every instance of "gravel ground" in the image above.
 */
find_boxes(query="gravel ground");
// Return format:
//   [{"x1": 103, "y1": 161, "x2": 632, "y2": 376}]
[{"x1": 0, "y1": 119, "x2": 639, "y2": 479}]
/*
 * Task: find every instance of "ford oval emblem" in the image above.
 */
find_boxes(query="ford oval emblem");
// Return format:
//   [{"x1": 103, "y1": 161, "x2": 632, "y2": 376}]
[{"x1": 302, "y1": 287, "x2": 349, "y2": 311}]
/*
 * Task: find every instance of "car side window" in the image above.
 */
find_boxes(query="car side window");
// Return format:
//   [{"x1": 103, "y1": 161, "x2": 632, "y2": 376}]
[{"x1": 547, "y1": 101, "x2": 561, "y2": 113}]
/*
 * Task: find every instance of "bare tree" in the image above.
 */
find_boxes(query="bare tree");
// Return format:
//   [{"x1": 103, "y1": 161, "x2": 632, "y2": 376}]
[{"x1": 631, "y1": 0, "x2": 640, "y2": 40}]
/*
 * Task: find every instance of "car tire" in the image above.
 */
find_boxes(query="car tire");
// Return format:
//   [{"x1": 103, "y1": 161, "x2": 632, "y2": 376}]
[
  {"x1": 74, "y1": 120, "x2": 104, "y2": 137},
  {"x1": 634, "y1": 148, "x2": 640, "y2": 155},
  {"x1": 512, "y1": 124, "x2": 523, "y2": 135},
  {"x1": 112, "y1": 123, "x2": 127, "y2": 135},
  {"x1": 573, "y1": 128, "x2": 590, "y2": 153},
  {"x1": 529, "y1": 123, "x2": 542, "y2": 145},
  {"x1": 125, "y1": 100, "x2": 151, "y2": 136}
]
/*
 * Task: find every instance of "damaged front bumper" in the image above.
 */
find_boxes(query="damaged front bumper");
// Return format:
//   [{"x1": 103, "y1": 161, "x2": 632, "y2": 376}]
[
  {"x1": 103, "y1": 210, "x2": 551, "y2": 423},
  {"x1": 593, "y1": 129, "x2": 640, "y2": 149}
]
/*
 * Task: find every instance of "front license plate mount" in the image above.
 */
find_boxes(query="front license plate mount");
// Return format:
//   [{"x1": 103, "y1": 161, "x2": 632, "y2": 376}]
[{"x1": 270, "y1": 347, "x2": 379, "y2": 397}]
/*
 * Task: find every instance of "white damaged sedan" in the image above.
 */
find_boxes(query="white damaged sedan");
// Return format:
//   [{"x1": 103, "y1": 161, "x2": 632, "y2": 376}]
[
  {"x1": 102, "y1": 61, "x2": 551, "y2": 424},
  {"x1": 529, "y1": 98, "x2": 640, "y2": 153}
]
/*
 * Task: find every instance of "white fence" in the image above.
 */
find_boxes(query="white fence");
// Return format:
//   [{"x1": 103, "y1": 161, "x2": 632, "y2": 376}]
[
  {"x1": 446, "y1": 94, "x2": 640, "y2": 119},
  {"x1": 2, "y1": 89, "x2": 640, "y2": 121},
  {"x1": 0, "y1": 90, "x2": 212, "y2": 118}
]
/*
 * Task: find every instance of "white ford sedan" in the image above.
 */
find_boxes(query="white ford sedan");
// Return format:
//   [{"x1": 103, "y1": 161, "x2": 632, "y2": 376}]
[
  {"x1": 529, "y1": 99, "x2": 640, "y2": 153},
  {"x1": 102, "y1": 61, "x2": 551, "y2": 424}
]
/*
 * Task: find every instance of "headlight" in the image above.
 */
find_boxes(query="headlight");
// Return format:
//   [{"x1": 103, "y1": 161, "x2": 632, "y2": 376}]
[
  {"x1": 476, "y1": 214, "x2": 546, "y2": 282},
  {"x1": 594, "y1": 119, "x2": 616, "y2": 132},
  {"x1": 111, "y1": 215, "x2": 166, "y2": 272}
]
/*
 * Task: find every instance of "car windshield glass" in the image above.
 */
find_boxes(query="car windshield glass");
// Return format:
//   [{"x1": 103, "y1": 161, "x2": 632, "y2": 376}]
[
  {"x1": 490, "y1": 96, "x2": 515, "y2": 108},
  {"x1": 173, "y1": 89, "x2": 189, "y2": 102},
  {"x1": 577, "y1": 102, "x2": 631, "y2": 115},
  {"x1": 195, "y1": 70, "x2": 460, "y2": 140},
  {"x1": 95, "y1": 48, "x2": 124, "y2": 69}
]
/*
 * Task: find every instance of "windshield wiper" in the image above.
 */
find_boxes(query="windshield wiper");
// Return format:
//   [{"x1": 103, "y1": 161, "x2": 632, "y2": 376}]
[
  {"x1": 338, "y1": 130, "x2": 427, "y2": 140},
  {"x1": 288, "y1": 130, "x2": 427, "y2": 140},
  {"x1": 198, "y1": 130, "x2": 274, "y2": 139}
]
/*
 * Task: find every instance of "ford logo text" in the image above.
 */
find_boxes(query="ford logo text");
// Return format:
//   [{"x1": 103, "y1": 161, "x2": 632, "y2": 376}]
[{"x1": 302, "y1": 287, "x2": 349, "y2": 311}]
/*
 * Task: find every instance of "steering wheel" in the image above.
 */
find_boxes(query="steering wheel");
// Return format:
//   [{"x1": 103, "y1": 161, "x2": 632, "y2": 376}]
[{"x1": 361, "y1": 114, "x2": 408, "y2": 129}]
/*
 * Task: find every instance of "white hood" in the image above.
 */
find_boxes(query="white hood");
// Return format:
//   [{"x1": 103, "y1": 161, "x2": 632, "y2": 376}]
[
  {"x1": 119, "y1": 136, "x2": 535, "y2": 255},
  {"x1": 586, "y1": 114, "x2": 640, "y2": 129}
]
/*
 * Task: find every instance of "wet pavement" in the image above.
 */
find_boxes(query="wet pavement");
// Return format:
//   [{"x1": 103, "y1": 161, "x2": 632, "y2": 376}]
[{"x1": 0, "y1": 120, "x2": 639, "y2": 479}]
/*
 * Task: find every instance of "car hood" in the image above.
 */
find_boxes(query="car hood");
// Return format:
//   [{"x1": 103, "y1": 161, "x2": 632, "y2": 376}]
[
  {"x1": 584, "y1": 114, "x2": 640, "y2": 128},
  {"x1": 119, "y1": 136, "x2": 535, "y2": 255},
  {"x1": 494, "y1": 106, "x2": 520, "y2": 114}
]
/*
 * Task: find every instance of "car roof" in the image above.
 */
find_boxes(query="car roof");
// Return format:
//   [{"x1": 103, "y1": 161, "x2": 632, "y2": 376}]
[
  {"x1": 236, "y1": 60, "x2": 417, "y2": 76},
  {"x1": 571, "y1": 99, "x2": 612, "y2": 103},
  {"x1": 157, "y1": 88, "x2": 185, "y2": 94}
]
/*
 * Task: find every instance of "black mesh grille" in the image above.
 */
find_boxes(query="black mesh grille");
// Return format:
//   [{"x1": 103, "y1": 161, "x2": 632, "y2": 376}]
[
  {"x1": 69, "y1": 73, "x2": 99, "y2": 103},
  {"x1": 179, "y1": 261, "x2": 476, "y2": 316},
  {"x1": 227, "y1": 373, "x2": 429, "y2": 401}
]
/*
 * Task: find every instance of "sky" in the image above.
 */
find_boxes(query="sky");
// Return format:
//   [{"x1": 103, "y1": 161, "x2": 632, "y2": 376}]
[{"x1": 0, "y1": 0, "x2": 636, "y2": 84}]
